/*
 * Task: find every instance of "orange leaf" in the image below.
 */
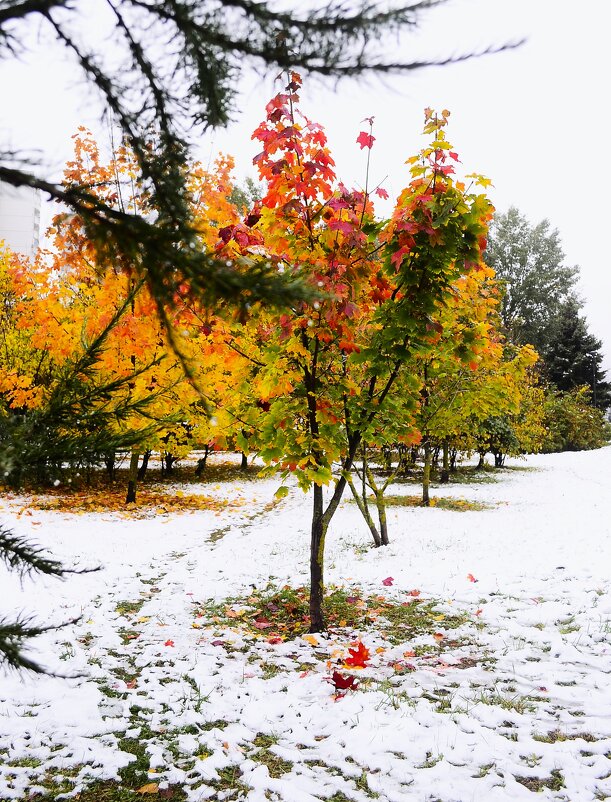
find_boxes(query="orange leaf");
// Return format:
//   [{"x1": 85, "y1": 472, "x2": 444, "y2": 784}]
[{"x1": 136, "y1": 783, "x2": 159, "y2": 795}]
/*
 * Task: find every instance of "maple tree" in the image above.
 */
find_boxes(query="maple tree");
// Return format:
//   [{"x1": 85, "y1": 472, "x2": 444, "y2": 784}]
[{"x1": 218, "y1": 77, "x2": 496, "y2": 630}]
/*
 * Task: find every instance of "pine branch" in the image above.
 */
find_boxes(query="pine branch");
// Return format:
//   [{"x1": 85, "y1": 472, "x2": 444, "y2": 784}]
[{"x1": 0, "y1": 614, "x2": 80, "y2": 674}]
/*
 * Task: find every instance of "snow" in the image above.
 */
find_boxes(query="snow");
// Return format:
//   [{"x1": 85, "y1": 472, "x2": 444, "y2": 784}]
[{"x1": 1, "y1": 447, "x2": 610, "y2": 801}]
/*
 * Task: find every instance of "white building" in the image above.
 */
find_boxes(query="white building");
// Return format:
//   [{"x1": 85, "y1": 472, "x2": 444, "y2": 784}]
[{"x1": 0, "y1": 183, "x2": 41, "y2": 258}]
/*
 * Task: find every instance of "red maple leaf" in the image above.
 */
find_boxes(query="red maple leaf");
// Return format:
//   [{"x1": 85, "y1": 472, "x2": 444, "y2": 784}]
[
  {"x1": 345, "y1": 641, "x2": 370, "y2": 668},
  {"x1": 356, "y1": 131, "x2": 375, "y2": 150},
  {"x1": 164, "y1": 639, "x2": 175, "y2": 647},
  {"x1": 331, "y1": 671, "x2": 359, "y2": 691},
  {"x1": 382, "y1": 576, "x2": 394, "y2": 586},
  {"x1": 467, "y1": 573, "x2": 478, "y2": 583},
  {"x1": 375, "y1": 187, "x2": 389, "y2": 200}
]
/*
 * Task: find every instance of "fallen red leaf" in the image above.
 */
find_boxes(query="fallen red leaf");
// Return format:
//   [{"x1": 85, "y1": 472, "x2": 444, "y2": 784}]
[
  {"x1": 345, "y1": 641, "x2": 370, "y2": 668},
  {"x1": 331, "y1": 671, "x2": 359, "y2": 691},
  {"x1": 467, "y1": 573, "x2": 478, "y2": 583},
  {"x1": 164, "y1": 639, "x2": 174, "y2": 647},
  {"x1": 382, "y1": 576, "x2": 394, "y2": 586},
  {"x1": 408, "y1": 589, "x2": 421, "y2": 597}
]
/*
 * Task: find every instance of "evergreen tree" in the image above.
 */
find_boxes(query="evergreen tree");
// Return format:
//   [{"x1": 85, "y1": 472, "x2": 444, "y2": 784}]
[
  {"x1": 484, "y1": 207, "x2": 579, "y2": 351},
  {"x1": 0, "y1": 285, "x2": 169, "y2": 673},
  {"x1": 543, "y1": 298, "x2": 611, "y2": 410}
]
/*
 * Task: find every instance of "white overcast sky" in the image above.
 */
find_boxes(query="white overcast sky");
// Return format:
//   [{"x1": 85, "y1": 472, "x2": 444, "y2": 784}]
[{"x1": 2, "y1": 0, "x2": 610, "y2": 371}]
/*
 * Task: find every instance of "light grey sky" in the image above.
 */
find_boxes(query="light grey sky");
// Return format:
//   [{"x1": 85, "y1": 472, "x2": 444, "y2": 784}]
[{"x1": 2, "y1": 0, "x2": 610, "y2": 371}]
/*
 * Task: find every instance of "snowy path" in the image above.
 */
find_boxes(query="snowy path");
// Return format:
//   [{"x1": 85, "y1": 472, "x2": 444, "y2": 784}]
[{"x1": 0, "y1": 449, "x2": 610, "y2": 801}]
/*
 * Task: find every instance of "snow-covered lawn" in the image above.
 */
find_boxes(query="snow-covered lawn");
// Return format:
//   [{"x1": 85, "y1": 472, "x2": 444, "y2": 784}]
[{"x1": 1, "y1": 448, "x2": 610, "y2": 801}]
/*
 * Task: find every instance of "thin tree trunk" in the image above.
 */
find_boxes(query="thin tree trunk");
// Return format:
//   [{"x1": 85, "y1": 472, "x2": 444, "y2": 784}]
[
  {"x1": 346, "y1": 472, "x2": 381, "y2": 547},
  {"x1": 137, "y1": 450, "x2": 151, "y2": 481},
  {"x1": 365, "y1": 466, "x2": 392, "y2": 546},
  {"x1": 195, "y1": 444, "x2": 210, "y2": 477},
  {"x1": 440, "y1": 439, "x2": 450, "y2": 483},
  {"x1": 104, "y1": 452, "x2": 116, "y2": 482},
  {"x1": 422, "y1": 438, "x2": 431, "y2": 506},
  {"x1": 240, "y1": 452, "x2": 248, "y2": 471},
  {"x1": 375, "y1": 491, "x2": 389, "y2": 546},
  {"x1": 126, "y1": 451, "x2": 139, "y2": 504},
  {"x1": 309, "y1": 484, "x2": 327, "y2": 632}
]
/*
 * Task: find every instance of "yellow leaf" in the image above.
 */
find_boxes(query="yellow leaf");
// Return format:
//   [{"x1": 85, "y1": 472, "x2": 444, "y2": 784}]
[
  {"x1": 137, "y1": 616, "x2": 150, "y2": 623},
  {"x1": 302, "y1": 634, "x2": 318, "y2": 646},
  {"x1": 136, "y1": 782, "x2": 159, "y2": 794}
]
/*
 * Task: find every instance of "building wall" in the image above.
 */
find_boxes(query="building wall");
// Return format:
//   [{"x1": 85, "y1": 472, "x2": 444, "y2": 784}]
[{"x1": 0, "y1": 183, "x2": 41, "y2": 258}]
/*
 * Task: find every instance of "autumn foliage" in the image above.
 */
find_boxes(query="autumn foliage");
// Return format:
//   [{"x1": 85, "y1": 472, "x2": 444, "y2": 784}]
[{"x1": 0, "y1": 72, "x2": 564, "y2": 628}]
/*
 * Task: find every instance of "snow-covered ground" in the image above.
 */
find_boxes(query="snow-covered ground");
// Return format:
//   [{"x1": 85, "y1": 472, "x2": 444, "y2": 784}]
[{"x1": 1, "y1": 448, "x2": 610, "y2": 801}]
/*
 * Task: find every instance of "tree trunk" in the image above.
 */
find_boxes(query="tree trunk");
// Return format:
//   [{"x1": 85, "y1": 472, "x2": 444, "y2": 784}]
[
  {"x1": 126, "y1": 451, "x2": 140, "y2": 503},
  {"x1": 450, "y1": 448, "x2": 457, "y2": 472},
  {"x1": 163, "y1": 452, "x2": 176, "y2": 475},
  {"x1": 104, "y1": 452, "x2": 116, "y2": 482},
  {"x1": 346, "y1": 472, "x2": 381, "y2": 547},
  {"x1": 422, "y1": 439, "x2": 431, "y2": 506},
  {"x1": 240, "y1": 452, "x2": 248, "y2": 471},
  {"x1": 440, "y1": 440, "x2": 450, "y2": 483},
  {"x1": 309, "y1": 484, "x2": 327, "y2": 632},
  {"x1": 476, "y1": 452, "x2": 486, "y2": 470},
  {"x1": 137, "y1": 450, "x2": 151, "y2": 481},
  {"x1": 195, "y1": 444, "x2": 210, "y2": 477},
  {"x1": 376, "y1": 491, "x2": 389, "y2": 546}
]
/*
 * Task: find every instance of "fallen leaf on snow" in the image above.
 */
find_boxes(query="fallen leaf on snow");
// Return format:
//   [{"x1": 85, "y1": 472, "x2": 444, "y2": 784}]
[
  {"x1": 331, "y1": 671, "x2": 359, "y2": 691},
  {"x1": 345, "y1": 641, "x2": 370, "y2": 668}
]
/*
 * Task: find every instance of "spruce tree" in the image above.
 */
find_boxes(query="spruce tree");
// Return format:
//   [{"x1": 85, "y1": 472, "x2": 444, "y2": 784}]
[{"x1": 543, "y1": 299, "x2": 611, "y2": 410}]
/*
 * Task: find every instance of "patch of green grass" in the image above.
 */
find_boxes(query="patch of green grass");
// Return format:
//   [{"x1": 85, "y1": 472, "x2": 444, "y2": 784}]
[
  {"x1": 116, "y1": 735, "x2": 150, "y2": 788},
  {"x1": 415, "y1": 751, "x2": 444, "y2": 769},
  {"x1": 355, "y1": 770, "x2": 379, "y2": 798},
  {"x1": 533, "y1": 730, "x2": 598, "y2": 744},
  {"x1": 439, "y1": 466, "x2": 499, "y2": 485},
  {"x1": 473, "y1": 763, "x2": 495, "y2": 778},
  {"x1": 77, "y1": 781, "x2": 187, "y2": 801},
  {"x1": 250, "y1": 735, "x2": 293, "y2": 779},
  {"x1": 260, "y1": 661, "x2": 284, "y2": 679},
  {"x1": 209, "y1": 764, "x2": 249, "y2": 798},
  {"x1": 196, "y1": 583, "x2": 471, "y2": 646},
  {"x1": 474, "y1": 687, "x2": 537, "y2": 714},
  {"x1": 201, "y1": 718, "x2": 229, "y2": 731},
  {"x1": 115, "y1": 599, "x2": 146, "y2": 617},
  {"x1": 4, "y1": 756, "x2": 42, "y2": 768},
  {"x1": 515, "y1": 769, "x2": 565, "y2": 792},
  {"x1": 117, "y1": 627, "x2": 141, "y2": 645},
  {"x1": 352, "y1": 494, "x2": 491, "y2": 512}
]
